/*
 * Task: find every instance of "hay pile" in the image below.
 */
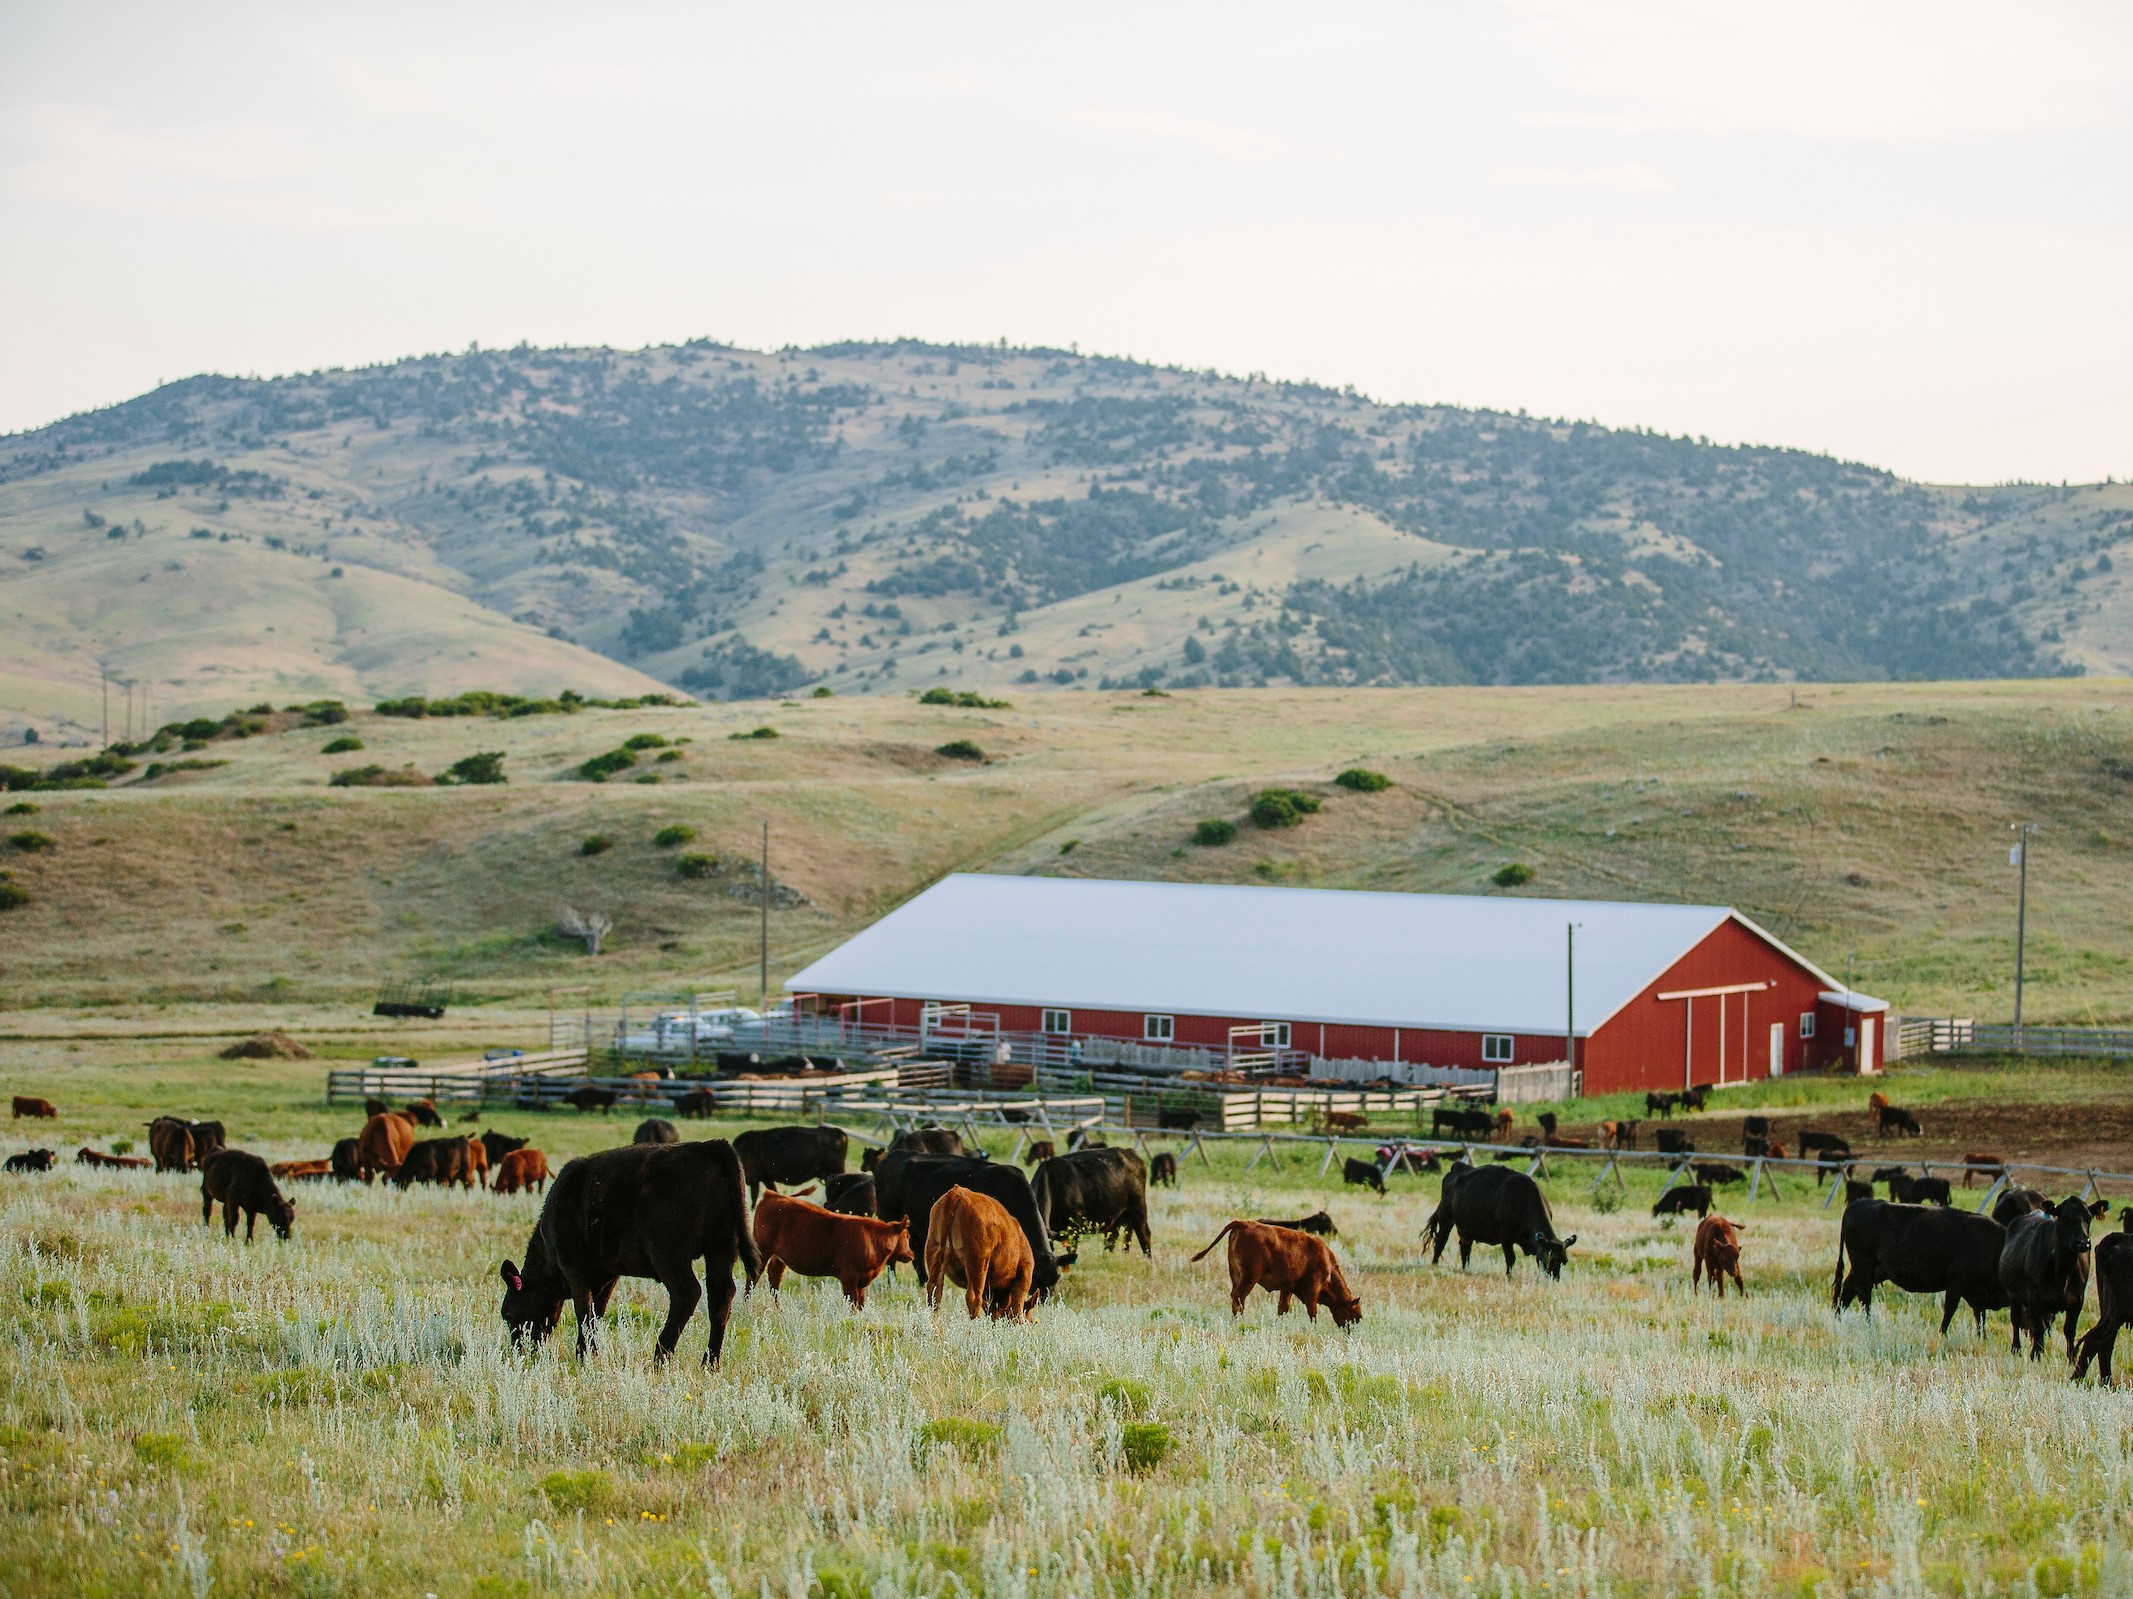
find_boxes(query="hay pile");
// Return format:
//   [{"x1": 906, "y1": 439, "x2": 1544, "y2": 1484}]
[{"x1": 219, "y1": 1031, "x2": 314, "y2": 1061}]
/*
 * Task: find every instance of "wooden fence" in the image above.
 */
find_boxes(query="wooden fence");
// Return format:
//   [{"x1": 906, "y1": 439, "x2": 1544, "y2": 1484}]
[{"x1": 1900, "y1": 1018, "x2": 2133, "y2": 1060}]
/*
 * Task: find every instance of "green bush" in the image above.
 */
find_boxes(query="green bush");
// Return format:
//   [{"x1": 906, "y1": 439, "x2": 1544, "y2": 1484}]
[
  {"x1": 3, "y1": 801, "x2": 36, "y2": 815},
  {"x1": 142, "y1": 760, "x2": 228, "y2": 780},
  {"x1": 676, "y1": 853, "x2": 717, "y2": 879},
  {"x1": 935, "y1": 740, "x2": 985, "y2": 761},
  {"x1": 811, "y1": 685, "x2": 834, "y2": 698},
  {"x1": 577, "y1": 749, "x2": 637, "y2": 782},
  {"x1": 919, "y1": 688, "x2": 1010, "y2": 709},
  {"x1": 1096, "y1": 1377, "x2": 1152, "y2": 1415},
  {"x1": 441, "y1": 751, "x2": 507, "y2": 785},
  {"x1": 623, "y1": 733, "x2": 668, "y2": 750},
  {"x1": 1193, "y1": 819, "x2": 1237, "y2": 846},
  {"x1": 579, "y1": 835, "x2": 612, "y2": 857},
  {"x1": 729, "y1": 726, "x2": 780, "y2": 741},
  {"x1": 538, "y1": 1468, "x2": 612, "y2": 1512},
  {"x1": 131, "y1": 1433, "x2": 190, "y2": 1471},
  {"x1": 1250, "y1": 788, "x2": 1320, "y2": 828},
  {"x1": 298, "y1": 700, "x2": 348, "y2": 725},
  {"x1": 0, "y1": 881, "x2": 27, "y2": 912},
  {"x1": 656, "y1": 749, "x2": 683, "y2": 763},
  {"x1": 633, "y1": 773, "x2": 659, "y2": 784},
  {"x1": 653, "y1": 825, "x2": 697, "y2": 848},
  {"x1": 1492, "y1": 862, "x2": 1535, "y2": 887},
  {"x1": 1119, "y1": 1422, "x2": 1173, "y2": 1474},
  {"x1": 1334, "y1": 768, "x2": 1392, "y2": 792},
  {"x1": 1059, "y1": 839, "x2": 1079, "y2": 854},
  {"x1": 914, "y1": 1417, "x2": 1001, "y2": 1463},
  {"x1": 320, "y1": 736, "x2": 364, "y2": 754},
  {"x1": 330, "y1": 766, "x2": 431, "y2": 788},
  {"x1": 8, "y1": 831, "x2": 55, "y2": 852}
]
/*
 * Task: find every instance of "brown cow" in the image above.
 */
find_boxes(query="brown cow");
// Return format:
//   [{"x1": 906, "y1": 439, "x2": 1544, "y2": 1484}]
[
  {"x1": 269, "y1": 1158, "x2": 332, "y2": 1181},
  {"x1": 355, "y1": 1112, "x2": 416, "y2": 1182},
  {"x1": 464, "y1": 1136, "x2": 490, "y2": 1189},
  {"x1": 201, "y1": 1150, "x2": 295, "y2": 1241},
  {"x1": 751, "y1": 1190, "x2": 913, "y2": 1308},
  {"x1": 76, "y1": 1146, "x2": 149, "y2": 1169},
  {"x1": 1321, "y1": 1109, "x2": 1368, "y2": 1133},
  {"x1": 394, "y1": 1134, "x2": 480, "y2": 1189},
  {"x1": 1493, "y1": 1109, "x2": 1515, "y2": 1140},
  {"x1": 1024, "y1": 1140, "x2": 1056, "y2": 1166},
  {"x1": 924, "y1": 1185, "x2": 1035, "y2": 1321},
  {"x1": 1692, "y1": 1214, "x2": 1744, "y2": 1297},
  {"x1": 1961, "y1": 1152, "x2": 2006, "y2": 1187},
  {"x1": 1193, "y1": 1220, "x2": 1361, "y2": 1326},
  {"x1": 404, "y1": 1098, "x2": 444, "y2": 1128},
  {"x1": 148, "y1": 1117, "x2": 196, "y2": 1173},
  {"x1": 12, "y1": 1096, "x2": 56, "y2": 1120},
  {"x1": 1150, "y1": 1151, "x2": 1178, "y2": 1187},
  {"x1": 492, "y1": 1147, "x2": 551, "y2": 1195},
  {"x1": 1600, "y1": 1119, "x2": 1639, "y2": 1151}
]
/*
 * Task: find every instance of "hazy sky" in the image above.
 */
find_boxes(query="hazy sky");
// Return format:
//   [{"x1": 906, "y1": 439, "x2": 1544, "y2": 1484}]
[{"x1": 3, "y1": 2, "x2": 2129, "y2": 483}]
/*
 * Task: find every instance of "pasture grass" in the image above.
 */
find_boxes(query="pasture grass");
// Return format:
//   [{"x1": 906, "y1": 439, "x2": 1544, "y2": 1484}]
[{"x1": 4, "y1": 1057, "x2": 2133, "y2": 1596}]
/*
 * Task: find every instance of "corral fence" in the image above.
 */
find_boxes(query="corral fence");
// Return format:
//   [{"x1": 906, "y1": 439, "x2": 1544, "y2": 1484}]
[{"x1": 1900, "y1": 1017, "x2": 2133, "y2": 1061}]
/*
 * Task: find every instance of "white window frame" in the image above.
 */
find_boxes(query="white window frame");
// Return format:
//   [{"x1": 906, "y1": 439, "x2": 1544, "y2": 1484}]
[
  {"x1": 1041, "y1": 1008, "x2": 1072, "y2": 1035},
  {"x1": 1481, "y1": 1033, "x2": 1514, "y2": 1064},
  {"x1": 1144, "y1": 1013, "x2": 1175, "y2": 1042},
  {"x1": 1259, "y1": 1022, "x2": 1291, "y2": 1049},
  {"x1": 921, "y1": 1002, "x2": 943, "y2": 1027},
  {"x1": 1799, "y1": 1012, "x2": 1817, "y2": 1039}
]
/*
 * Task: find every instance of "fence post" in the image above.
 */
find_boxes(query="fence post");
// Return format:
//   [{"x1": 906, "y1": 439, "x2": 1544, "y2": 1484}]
[
  {"x1": 1973, "y1": 1171, "x2": 2008, "y2": 1215},
  {"x1": 1657, "y1": 1160, "x2": 1688, "y2": 1198},
  {"x1": 1188, "y1": 1131, "x2": 1213, "y2": 1170},
  {"x1": 1319, "y1": 1139, "x2": 1340, "y2": 1176}
]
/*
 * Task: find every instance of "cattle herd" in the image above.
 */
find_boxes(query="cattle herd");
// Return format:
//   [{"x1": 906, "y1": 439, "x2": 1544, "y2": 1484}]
[{"x1": 12, "y1": 1084, "x2": 2131, "y2": 1385}]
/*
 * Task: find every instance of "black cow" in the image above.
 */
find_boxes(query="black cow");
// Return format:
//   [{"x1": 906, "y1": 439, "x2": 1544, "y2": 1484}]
[
  {"x1": 1652, "y1": 1184, "x2": 1712, "y2": 1219},
  {"x1": 2072, "y1": 1231, "x2": 2133, "y2": 1384},
  {"x1": 1845, "y1": 1179, "x2": 1875, "y2": 1205},
  {"x1": 1157, "y1": 1108, "x2": 1201, "y2": 1131},
  {"x1": 330, "y1": 1137, "x2": 361, "y2": 1182},
  {"x1": 1066, "y1": 1129, "x2": 1105, "y2": 1151},
  {"x1": 1993, "y1": 1188, "x2": 2050, "y2": 1227},
  {"x1": 1645, "y1": 1092, "x2": 1679, "y2": 1119},
  {"x1": 563, "y1": 1086, "x2": 618, "y2": 1113},
  {"x1": 1655, "y1": 1129, "x2": 1694, "y2": 1155},
  {"x1": 2000, "y1": 1195, "x2": 2094, "y2": 1360},
  {"x1": 479, "y1": 1130, "x2": 529, "y2": 1166},
  {"x1": 1535, "y1": 1111, "x2": 1559, "y2": 1138},
  {"x1": 1421, "y1": 1163, "x2": 1576, "y2": 1279},
  {"x1": 822, "y1": 1172, "x2": 877, "y2": 1217},
  {"x1": 1032, "y1": 1148, "x2": 1151, "y2": 1255},
  {"x1": 1679, "y1": 1085, "x2": 1711, "y2": 1112},
  {"x1": 675, "y1": 1089, "x2": 718, "y2": 1119},
  {"x1": 1893, "y1": 1173, "x2": 1952, "y2": 1207},
  {"x1": 200, "y1": 1149, "x2": 294, "y2": 1241},
  {"x1": 880, "y1": 1153, "x2": 1072, "y2": 1301},
  {"x1": 1150, "y1": 1151, "x2": 1178, "y2": 1187},
  {"x1": 1833, "y1": 1200, "x2": 2009, "y2": 1334},
  {"x1": 634, "y1": 1118, "x2": 679, "y2": 1146},
  {"x1": 364, "y1": 1097, "x2": 391, "y2": 1121},
  {"x1": 1879, "y1": 1105, "x2": 1923, "y2": 1137},
  {"x1": 893, "y1": 1126, "x2": 966, "y2": 1158},
  {"x1": 5, "y1": 1149, "x2": 55, "y2": 1172},
  {"x1": 1796, "y1": 1130, "x2": 1850, "y2": 1160},
  {"x1": 499, "y1": 1140, "x2": 759, "y2": 1363},
  {"x1": 1742, "y1": 1115, "x2": 1771, "y2": 1141},
  {"x1": 396, "y1": 1135, "x2": 481, "y2": 1189},
  {"x1": 1691, "y1": 1161, "x2": 1746, "y2": 1187},
  {"x1": 1342, "y1": 1157, "x2": 1386, "y2": 1194},
  {"x1": 1431, "y1": 1106, "x2": 1494, "y2": 1140},
  {"x1": 731, "y1": 1125, "x2": 849, "y2": 1201},
  {"x1": 1024, "y1": 1140, "x2": 1055, "y2": 1166},
  {"x1": 1258, "y1": 1211, "x2": 1337, "y2": 1236}
]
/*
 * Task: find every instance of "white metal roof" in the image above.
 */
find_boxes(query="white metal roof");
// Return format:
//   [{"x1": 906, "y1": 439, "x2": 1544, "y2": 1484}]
[{"x1": 786, "y1": 875, "x2": 1833, "y2": 1037}]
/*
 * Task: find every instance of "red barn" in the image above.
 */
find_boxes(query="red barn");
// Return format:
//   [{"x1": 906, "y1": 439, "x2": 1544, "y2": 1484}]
[{"x1": 785, "y1": 875, "x2": 1890, "y2": 1095}]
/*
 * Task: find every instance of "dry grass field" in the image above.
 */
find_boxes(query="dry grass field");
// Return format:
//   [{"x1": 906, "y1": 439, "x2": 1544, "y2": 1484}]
[{"x1": 4, "y1": 1051, "x2": 2133, "y2": 1599}]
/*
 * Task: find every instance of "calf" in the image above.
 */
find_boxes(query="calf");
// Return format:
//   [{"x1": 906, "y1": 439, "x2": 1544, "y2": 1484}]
[
  {"x1": 1742, "y1": 1114, "x2": 1771, "y2": 1141},
  {"x1": 1875, "y1": 1103, "x2": 1923, "y2": 1138},
  {"x1": 563, "y1": 1086, "x2": 619, "y2": 1113},
  {"x1": 875, "y1": 1152, "x2": 1070, "y2": 1302},
  {"x1": 925, "y1": 1185, "x2": 1035, "y2": 1320},
  {"x1": 1891, "y1": 1173, "x2": 1952, "y2": 1207},
  {"x1": 499, "y1": 1139, "x2": 760, "y2": 1363},
  {"x1": 634, "y1": 1118, "x2": 679, "y2": 1146},
  {"x1": 12, "y1": 1095, "x2": 56, "y2": 1120},
  {"x1": 394, "y1": 1134, "x2": 480, "y2": 1189},
  {"x1": 355, "y1": 1112, "x2": 416, "y2": 1182},
  {"x1": 1342, "y1": 1157, "x2": 1386, "y2": 1194},
  {"x1": 1679, "y1": 1085, "x2": 1712, "y2": 1112},
  {"x1": 1833, "y1": 1200, "x2": 2008, "y2": 1334},
  {"x1": 329, "y1": 1137, "x2": 362, "y2": 1183},
  {"x1": 1257, "y1": 1210, "x2": 1338, "y2": 1236},
  {"x1": 732, "y1": 1125, "x2": 849, "y2": 1202},
  {"x1": 1422, "y1": 1163, "x2": 1576, "y2": 1279},
  {"x1": 1795, "y1": 1131, "x2": 1850, "y2": 1161},
  {"x1": 1158, "y1": 1108, "x2": 1202, "y2": 1131},
  {"x1": 5, "y1": 1149, "x2": 55, "y2": 1172},
  {"x1": 492, "y1": 1147, "x2": 551, "y2": 1195},
  {"x1": 753, "y1": 1189, "x2": 913, "y2": 1308},
  {"x1": 1430, "y1": 1106, "x2": 1494, "y2": 1140},
  {"x1": 2000, "y1": 1195, "x2": 2094, "y2": 1360},
  {"x1": 269, "y1": 1158, "x2": 332, "y2": 1181},
  {"x1": 674, "y1": 1089, "x2": 718, "y2": 1119},
  {"x1": 404, "y1": 1098, "x2": 443, "y2": 1128},
  {"x1": 1600, "y1": 1119, "x2": 1639, "y2": 1151},
  {"x1": 1192, "y1": 1220, "x2": 1361, "y2": 1327},
  {"x1": 2072, "y1": 1231, "x2": 2133, "y2": 1384},
  {"x1": 200, "y1": 1149, "x2": 294, "y2": 1241},
  {"x1": 1691, "y1": 1161, "x2": 1746, "y2": 1187},
  {"x1": 1321, "y1": 1109, "x2": 1368, "y2": 1133},
  {"x1": 1024, "y1": 1140, "x2": 1055, "y2": 1166},
  {"x1": 479, "y1": 1130, "x2": 529, "y2": 1166},
  {"x1": 1693, "y1": 1214, "x2": 1745, "y2": 1297},
  {"x1": 1960, "y1": 1152, "x2": 2006, "y2": 1187},
  {"x1": 823, "y1": 1172, "x2": 877, "y2": 1217},
  {"x1": 1149, "y1": 1151, "x2": 1178, "y2": 1188},
  {"x1": 1845, "y1": 1179, "x2": 1875, "y2": 1205},
  {"x1": 1655, "y1": 1128, "x2": 1693, "y2": 1156},
  {"x1": 1652, "y1": 1184, "x2": 1712, "y2": 1219},
  {"x1": 76, "y1": 1146, "x2": 148, "y2": 1169},
  {"x1": 1645, "y1": 1091, "x2": 1679, "y2": 1119},
  {"x1": 1032, "y1": 1147, "x2": 1151, "y2": 1254}
]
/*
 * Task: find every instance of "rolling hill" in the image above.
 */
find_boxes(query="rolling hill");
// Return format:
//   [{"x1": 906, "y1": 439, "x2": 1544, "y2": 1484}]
[{"x1": 3, "y1": 339, "x2": 2131, "y2": 737}]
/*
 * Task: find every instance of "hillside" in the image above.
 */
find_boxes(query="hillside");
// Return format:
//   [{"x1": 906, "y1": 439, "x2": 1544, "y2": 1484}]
[
  {"x1": 4, "y1": 340, "x2": 2131, "y2": 733},
  {"x1": 0, "y1": 679, "x2": 2126, "y2": 1027}
]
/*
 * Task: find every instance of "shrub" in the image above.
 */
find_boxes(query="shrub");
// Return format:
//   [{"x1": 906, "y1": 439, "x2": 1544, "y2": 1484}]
[
  {"x1": 8, "y1": 831, "x2": 55, "y2": 852},
  {"x1": 299, "y1": 700, "x2": 348, "y2": 725},
  {"x1": 538, "y1": 1469, "x2": 612, "y2": 1512},
  {"x1": 729, "y1": 727, "x2": 779, "y2": 741},
  {"x1": 1492, "y1": 862, "x2": 1535, "y2": 887},
  {"x1": 1251, "y1": 788, "x2": 1320, "y2": 828},
  {"x1": 577, "y1": 749, "x2": 636, "y2": 782},
  {"x1": 441, "y1": 752, "x2": 507, "y2": 785},
  {"x1": 623, "y1": 733, "x2": 668, "y2": 750},
  {"x1": 0, "y1": 882, "x2": 26, "y2": 912},
  {"x1": 1193, "y1": 819, "x2": 1238, "y2": 846},
  {"x1": 654, "y1": 825, "x2": 697, "y2": 848},
  {"x1": 320, "y1": 736, "x2": 363, "y2": 754},
  {"x1": 919, "y1": 688, "x2": 1011, "y2": 709},
  {"x1": 1119, "y1": 1422, "x2": 1173, "y2": 1474},
  {"x1": 811, "y1": 685, "x2": 834, "y2": 697},
  {"x1": 131, "y1": 1433, "x2": 190, "y2": 1471},
  {"x1": 1096, "y1": 1377, "x2": 1152, "y2": 1415},
  {"x1": 1059, "y1": 839, "x2": 1079, "y2": 854},
  {"x1": 5, "y1": 801, "x2": 37, "y2": 815},
  {"x1": 656, "y1": 749, "x2": 683, "y2": 763},
  {"x1": 914, "y1": 1417, "x2": 1001, "y2": 1464},
  {"x1": 935, "y1": 740, "x2": 985, "y2": 761},
  {"x1": 633, "y1": 773, "x2": 660, "y2": 784},
  {"x1": 142, "y1": 760, "x2": 228, "y2": 780},
  {"x1": 329, "y1": 766, "x2": 431, "y2": 788},
  {"x1": 675, "y1": 853, "x2": 717, "y2": 879},
  {"x1": 109, "y1": 1138, "x2": 131, "y2": 1155},
  {"x1": 579, "y1": 835, "x2": 612, "y2": 857},
  {"x1": 1334, "y1": 768, "x2": 1392, "y2": 792}
]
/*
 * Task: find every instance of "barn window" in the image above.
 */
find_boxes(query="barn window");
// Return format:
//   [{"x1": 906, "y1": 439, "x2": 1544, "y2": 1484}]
[
  {"x1": 1144, "y1": 1014, "x2": 1175, "y2": 1042},
  {"x1": 1481, "y1": 1034, "x2": 1514, "y2": 1063},
  {"x1": 1799, "y1": 1012, "x2": 1816, "y2": 1039},
  {"x1": 921, "y1": 1002, "x2": 943, "y2": 1027},
  {"x1": 1041, "y1": 1008, "x2": 1071, "y2": 1034},
  {"x1": 1260, "y1": 1022, "x2": 1291, "y2": 1049}
]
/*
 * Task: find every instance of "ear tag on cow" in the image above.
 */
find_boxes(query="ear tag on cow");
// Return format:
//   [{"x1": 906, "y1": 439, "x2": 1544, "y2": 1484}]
[{"x1": 500, "y1": 1261, "x2": 523, "y2": 1291}]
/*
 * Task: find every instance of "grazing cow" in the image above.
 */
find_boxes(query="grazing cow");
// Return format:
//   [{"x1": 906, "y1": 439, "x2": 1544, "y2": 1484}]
[
  {"x1": 823, "y1": 1172, "x2": 877, "y2": 1217},
  {"x1": 355, "y1": 1112, "x2": 416, "y2": 1182},
  {"x1": 1257, "y1": 1210, "x2": 1338, "y2": 1236},
  {"x1": 563, "y1": 1086, "x2": 619, "y2": 1113},
  {"x1": 1158, "y1": 1107, "x2": 1202, "y2": 1131},
  {"x1": 1691, "y1": 1161, "x2": 1746, "y2": 1187},
  {"x1": 876, "y1": 1153, "x2": 1070, "y2": 1302},
  {"x1": 1845, "y1": 1179, "x2": 1875, "y2": 1205},
  {"x1": 2000, "y1": 1195, "x2": 2094, "y2": 1360},
  {"x1": 1693, "y1": 1215, "x2": 1745, "y2": 1296},
  {"x1": 404, "y1": 1098, "x2": 444, "y2": 1128},
  {"x1": 1645, "y1": 1091, "x2": 1679, "y2": 1119},
  {"x1": 752, "y1": 1189, "x2": 913, "y2": 1308},
  {"x1": 925, "y1": 1185, "x2": 1036, "y2": 1320},
  {"x1": 1430, "y1": 1105, "x2": 1495, "y2": 1140},
  {"x1": 634, "y1": 1118, "x2": 679, "y2": 1146},
  {"x1": 479, "y1": 1130, "x2": 529, "y2": 1166},
  {"x1": 1679, "y1": 1085, "x2": 1711, "y2": 1112},
  {"x1": 1422, "y1": 1163, "x2": 1577, "y2": 1279},
  {"x1": 1742, "y1": 1115, "x2": 1770, "y2": 1140},
  {"x1": 148, "y1": 1117, "x2": 197, "y2": 1174},
  {"x1": 1655, "y1": 1128, "x2": 1693, "y2": 1156},
  {"x1": 675, "y1": 1089, "x2": 718, "y2": 1119},
  {"x1": 1652, "y1": 1184, "x2": 1713, "y2": 1219},
  {"x1": 1320, "y1": 1109, "x2": 1368, "y2": 1133},
  {"x1": 731, "y1": 1125, "x2": 850, "y2": 1202},
  {"x1": 2072, "y1": 1231, "x2": 2133, "y2": 1384},
  {"x1": 395, "y1": 1134, "x2": 481, "y2": 1189},
  {"x1": 1536, "y1": 1111, "x2": 1559, "y2": 1138},
  {"x1": 330, "y1": 1137, "x2": 362, "y2": 1183},
  {"x1": 1024, "y1": 1140, "x2": 1055, "y2": 1166},
  {"x1": 76, "y1": 1146, "x2": 148, "y2": 1169},
  {"x1": 1795, "y1": 1131, "x2": 1850, "y2": 1161},
  {"x1": 189, "y1": 1121, "x2": 228, "y2": 1160},
  {"x1": 1892, "y1": 1173, "x2": 1953, "y2": 1207},
  {"x1": 364, "y1": 1097, "x2": 391, "y2": 1120},
  {"x1": 1832, "y1": 1200, "x2": 2009, "y2": 1334},
  {"x1": 12, "y1": 1096, "x2": 56, "y2": 1120},
  {"x1": 1150, "y1": 1151, "x2": 1179, "y2": 1188},
  {"x1": 5, "y1": 1149, "x2": 55, "y2": 1172},
  {"x1": 1192, "y1": 1220, "x2": 1362, "y2": 1327},
  {"x1": 492, "y1": 1147, "x2": 551, "y2": 1196},
  {"x1": 269, "y1": 1158, "x2": 332, "y2": 1181},
  {"x1": 498, "y1": 1140, "x2": 760, "y2": 1364},
  {"x1": 1032, "y1": 1148, "x2": 1152, "y2": 1254},
  {"x1": 1873, "y1": 1101, "x2": 1922, "y2": 1137},
  {"x1": 1600, "y1": 1119, "x2": 1638, "y2": 1151},
  {"x1": 1960, "y1": 1153, "x2": 2006, "y2": 1187},
  {"x1": 1342, "y1": 1157, "x2": 1386, "y2": 1194},
  {"x1": 200, "y1": 1150, "x2": 294, "y2": 1241}
]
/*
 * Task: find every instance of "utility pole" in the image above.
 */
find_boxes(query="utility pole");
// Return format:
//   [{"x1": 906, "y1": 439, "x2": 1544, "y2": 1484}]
[
  {"x1": 759, "y1": 819, "x2": 770, "y2": 1012},
  {"x1": 1565, "y1": 921, "x2": 1580, "y2": 1092},
  {"x1": 2011, "y1": 822, "x2": 2036, "y2": 1039},
  {"x1": 99, "y1": 666, "x2": 109, "y2": 749}
]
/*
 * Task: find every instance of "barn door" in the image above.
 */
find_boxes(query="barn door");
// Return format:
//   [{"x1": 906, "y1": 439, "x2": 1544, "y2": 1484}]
[
  {"x1": 1858, "y1": 1016, "x2": 1877, "y2": 1075},
  {"x1": 1769, "y1": 1021, "x2": 1785, "y2": 1079}
]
